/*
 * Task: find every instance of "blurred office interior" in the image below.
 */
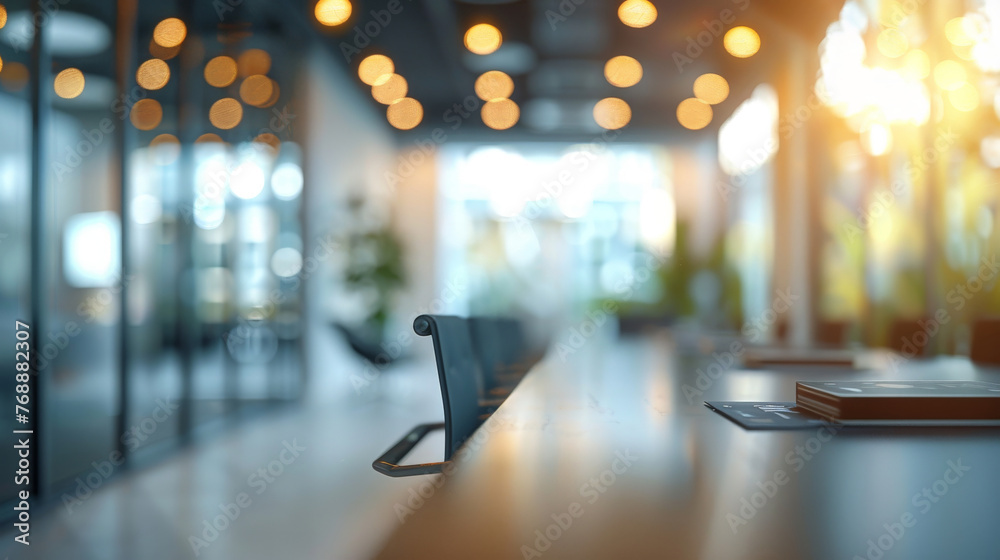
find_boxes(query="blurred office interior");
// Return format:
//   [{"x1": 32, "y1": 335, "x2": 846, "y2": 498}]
[{"x1": 0, "y1": 0, "x2": 999, "y2": 557}]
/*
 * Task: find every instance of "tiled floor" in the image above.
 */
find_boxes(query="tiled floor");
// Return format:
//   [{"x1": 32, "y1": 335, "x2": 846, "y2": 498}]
[{"x1": 0, "y1": 332, "x2": 449, "y2": 560}]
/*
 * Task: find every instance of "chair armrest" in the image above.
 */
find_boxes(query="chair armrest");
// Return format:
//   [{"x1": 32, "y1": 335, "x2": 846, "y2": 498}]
[{"x1": 372, "y1": 422, "x2": 448, "y2": 477}]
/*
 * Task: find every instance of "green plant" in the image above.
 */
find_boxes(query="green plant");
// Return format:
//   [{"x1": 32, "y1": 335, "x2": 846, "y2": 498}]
[{"x1": 342, "y1": 226, "x2": 407, "y2": 333}]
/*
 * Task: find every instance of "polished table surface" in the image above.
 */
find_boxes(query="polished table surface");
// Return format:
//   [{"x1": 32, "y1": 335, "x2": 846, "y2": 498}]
[{"x1": 372, "y1": 331, "x2": 1000, "y2": 560}]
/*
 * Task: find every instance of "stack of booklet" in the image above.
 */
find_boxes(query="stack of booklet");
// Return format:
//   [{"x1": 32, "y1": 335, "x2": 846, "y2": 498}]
[
  {"x1": 706, "y1": 380, "x2": 1000, "y2": 429},
  {"x1": 795, "y1": 380, "x2": 1000, "y2": 422}
]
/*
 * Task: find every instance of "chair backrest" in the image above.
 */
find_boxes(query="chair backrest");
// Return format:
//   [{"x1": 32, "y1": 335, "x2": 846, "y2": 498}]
[
  {"x1": 887, "y1": 318, "x2": 932, "y2": 356},
  {"x1": 468, "y1": 316, "x2": 535, "y2": 394},
  {"x1": 815, "y1": 320, "x2": 850, "y2": 347},
  {"x1": 413, "y1": 315, "x2": 485, "y2": 460},
  {"x1": 970, "y1": 318, "x2": 1000, "y2": 365}
]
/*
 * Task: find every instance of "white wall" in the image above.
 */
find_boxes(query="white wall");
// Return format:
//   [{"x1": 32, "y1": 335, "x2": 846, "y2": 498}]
[{"x1": 298, "y1": 46, "x2": 401, "y2": 398}]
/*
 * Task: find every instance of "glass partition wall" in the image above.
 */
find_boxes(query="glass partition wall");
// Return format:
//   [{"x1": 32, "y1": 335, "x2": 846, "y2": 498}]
[{"x1": 0, "y1": 0, "x2": 306, "y2": 511}]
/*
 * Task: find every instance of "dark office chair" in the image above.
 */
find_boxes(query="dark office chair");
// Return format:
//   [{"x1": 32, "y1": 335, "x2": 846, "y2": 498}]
[
  {"x1": 468, "y1": 316, "x2": 537, "y2": 399},
  {"x1": 814, "y1": 320, "x2": 851, "y2": 347},
  {"x1": 886, "y1": 318, "x2": 933, "y2": 357},
  {"x1": 372, "y1": 315, "x2": 495, "y2": 477},
  {"x1": 970, "y1": 318, "x2": 1000, "y2": 365}
]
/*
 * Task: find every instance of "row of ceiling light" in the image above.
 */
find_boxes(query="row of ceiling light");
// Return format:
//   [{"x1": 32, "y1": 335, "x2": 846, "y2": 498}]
[
  {"x1": 34, "y1": 12, "x2": 285, "y2": 160},
  {"x1": 315, "y1": 0, "x2": 425, "y2": 130},
  {"x1": 675, "y1": 25, "x2": 759, "y2": 131},
  {"x1": 315, "y1": 0, "x2": 760, "y2": 133}
]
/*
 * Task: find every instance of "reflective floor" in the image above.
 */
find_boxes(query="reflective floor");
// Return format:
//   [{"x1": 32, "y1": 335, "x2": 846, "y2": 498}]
[
  {"x1": 0, "y1": 327, "x2": 445, "y2": 560},
  {"x1": 5, "y1": 327, "x2": 1000, "y2": 560}
]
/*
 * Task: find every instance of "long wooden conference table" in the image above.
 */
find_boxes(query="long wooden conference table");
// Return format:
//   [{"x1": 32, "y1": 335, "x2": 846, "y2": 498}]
[{"x1": 372, "y1": 332, "x2": 1000, "y2": 560}]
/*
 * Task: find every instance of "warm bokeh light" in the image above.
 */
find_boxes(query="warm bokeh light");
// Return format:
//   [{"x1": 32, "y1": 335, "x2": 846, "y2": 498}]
[
  {"x1": 53, "y1": 68, "x2": 85, "y2": 99},
  {"x1": 1, "y1": 61, "x2": 28, "y2": 92},
  {"x1": 949, "y1": 83, "x2": 980, "y2": 112},
  {"x1": 482, "y1": 98, "x2": 519, "y2": 130},
  {"x1": 257, "y1": 79, "x2": 280, "y2": 108},
  {"x1": 240, "y1": 75, "x2": 274, "y2": 107},
  {"x1": 129, "y1": 99, "x2": 163, "y2": 130},
  {"x1": 945, "y1": 17, "x2": 974, "y2": 46},
  {"x1": 604, "y1": 56, "x2": 642, "y2": 88},
  {"x1": 205, "y1": 56, "x2": 238, "y2": 87},
  {"x1": 387, "y1": 97, "x2": 423, "y2": 130},
  {"x1": 237, "y1": 49, "x2": 271, "y2": 77},
  {"x1": 815, "y1": 14, "x2": 931, "y2": 127},
  {"x1": 693, "y1": 73, "x2": 729, "y2": 104},
  {"x1": 718, "y1": 84, "x2": 778, "y2": 175},
  {"x1": 196, "y1": 133, "x2": 224, "y2": 144},
  {"x1": 358, "y1": 54, "x2": 394, "y2": 86},
  {"x1": 724, "y1": 26, "x2": 760, "y2": 58},
  {"x1": 983, "y1": 135, "x2": 1000, "y2": 168},
  {"x1": 371, "y1": 73, "x2": 407, "y2": 104},
  {"x1": 676, "y1": 98, "x2": 712, "y2": 130},
  {"x1": 900, "y1": 49, "x2": 930, "y2": 79},
  {"x1": 149, "y1": 134, "x2": 180, "y2": 165},
  {"x1": 153, "y1": 18, "x2": 186, "y2": 48},
  {"x1": 876, "y1": 28, "x2": 907, "y2": 58},
  {"x1": 209, "y1": 98, "x2": 243, "y2": 130},
  {"x1": 953, "y1": 42, "x2": 974, "y2": 61},
  {"x1": 862, "y1": 122, "x2": 891, "y2": 156},
  {"x1": 593, "y1": 97, "x2": 631, "y2": 130},
  {"x1": 474, "y1": 71, "x2": 514, "y2": 101},
  {"x1": 971, "y1": 40, "x2": 1000, "y2": 73},
  {"x1": 0, "y1": 5, "x2": 7, "y2": 29},
  {"x1": 0, "y1": 55, "x2": 3, "y2": 74},
  {"x1": 464, "y1": 24, "x2": 502, "y2": 55},
  {"x1": 254, "y1": 132, "x2": 281, "y2": 154},
  {"x1": 617, "y1": 0, "x2": 657, "y2": 28},
  {"x1": 933, "y1": 60, "x2": 967, "y2": 91},
  {"x1": 136, "y1": 59, "x2": 170, "y2": 90},
  {"x1": 638, "y1": 189, "x2": 676, "y2": 254},
  {"x1": 150, "y1": 38, "x2": 180, "y2": 60},
  {"x1": 315, "y1": 0, "x2": 352, "y2": 26}
]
